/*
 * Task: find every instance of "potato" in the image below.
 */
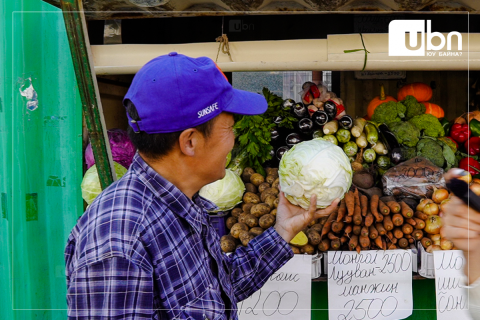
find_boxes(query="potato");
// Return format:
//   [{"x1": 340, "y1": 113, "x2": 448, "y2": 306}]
[
  {"x1": 272, "y1": 177, "x2": 280, "y2": 189},
  {"x1": 266, "y1": 175, "x2": 276, "y2": 185},
  {"x1": 244, "y1": 214, "x2": 259, "y2": 228},
  {"x1": 230, "y1": 223, "x2": 248, "y2": 238},
  {"x1": 242, "y1": 167, "x2": 255, "y2": 183},
  {"x1": 264, "y1": 195, "x2": 277, "y2": 209},
  {"x1": 310, "y1": 223, "x2": 324, "y2": 233},
  {"x1": 245, "y1": 183, "x2": 257, "y2": 194},
  {"x1": 221, "y1": 234, "x2": 236, "y2": 242},
  {"x1": 243, "y1": 192, "x2": 260, "y2": 204},
  {"x1": 270, "y1": 208, "x2": 277, "y2": 216},
  {"x1": 261, "y1": 188, "x2": 279, "y2": 202},
  {"x1": 251, "y1": 203, "x2": 271, "y2": 218},
  {"x1": 301, "y1": 244, "x2": 315, "y2": 255},
  {"x1": 306, "y1": 230, "x2": 321, "y2": 246},
  {"x1": 221, "y1": 239, "x2": 236, "y2": 253},
  {"x1": 226, "y1": 217, "x2": 238, "y2": 229},
  {"x1": 259, "y1": 214, "x2": 275, "y2": 229},
  {"x1": 290, "y1": 245, "x2": 301, "y2": 254},
  {"x1": 242, "y1": 203, "x2": 254, "y2": 214},
  {"x1": 250, "y1": 173, "x2": 265, "y2": 187},
  {"x1": 238, "y1": 213, "x2": 248, "y2": 224},
  {"x1": 250, "y1": 227, "x2": 264, "y2": 237},
  {"x1": 273, "y1": 198, "x2": 279, "y2": 208},
  {"x1": 308, "y1": 219, "x2": 317, "y2": 227},
  {"x1": 231, "y1": 208, "x2": 243, "y2": 218},
  {"x1": 258, "y1": 182, "x2": 270, "y2": 193},
  {"x1": 240, "y1": 232, "x2": 255, "y2": 246},
  {"x1": 238, "y1": 230, "x2": 250, "y2": 242},
  {"x1": 266, "y1": 168, "x2": 279, "y2": 178}
]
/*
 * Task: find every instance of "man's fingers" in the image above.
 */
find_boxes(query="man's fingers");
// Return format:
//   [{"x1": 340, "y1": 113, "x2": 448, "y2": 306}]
[
  {"x1": 444, "y1": 168, "x2": 468, "y2": 183},
  {"x1": 305, "y1": 194, "x2": 318, "y2": 221},
  {"x1": 314, "y1": 198, "x2": 340, "y2": 219},
  {"x1": 442, "y1": 225, "x2": 479, "y2": 240}
]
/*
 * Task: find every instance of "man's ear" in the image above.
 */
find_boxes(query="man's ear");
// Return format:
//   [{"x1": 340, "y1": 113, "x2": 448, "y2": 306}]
[{"x1": 178, "y1": 128, "x2": 201, "y2": 157}]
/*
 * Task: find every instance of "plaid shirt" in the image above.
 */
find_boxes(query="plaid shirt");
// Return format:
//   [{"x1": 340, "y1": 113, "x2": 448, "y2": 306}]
[{"x1": 65, "y1": 153, "x2": 293, "y2": 320}]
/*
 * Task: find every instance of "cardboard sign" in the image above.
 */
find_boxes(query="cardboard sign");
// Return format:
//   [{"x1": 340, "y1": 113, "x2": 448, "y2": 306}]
[
  {"x1": 328, "y1": 250, "x2": 413, "y2": 320},
  {"x1": 237, "y1": 254, "x2": 312, "y2": 320},
  {"x1": 433, "y1": 250, "x2": 472, "y2": 320}
]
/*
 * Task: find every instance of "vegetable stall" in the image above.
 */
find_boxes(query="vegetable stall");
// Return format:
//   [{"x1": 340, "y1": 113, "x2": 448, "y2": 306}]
[{"x1": 21, "y1": 1, "x2": 480, "y2": 319}]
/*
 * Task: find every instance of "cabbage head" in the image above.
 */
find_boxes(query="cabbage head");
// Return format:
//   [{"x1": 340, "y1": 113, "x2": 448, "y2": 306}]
[
  {"x1": 279, "y1": 139, "x2": 352, "y2": 209},
  {"x1": 81, "y1": 161, "x2": 127, "y2": 205},
  {"x1": 199, "y1": 169, "x2": 245, "y2": 212}
]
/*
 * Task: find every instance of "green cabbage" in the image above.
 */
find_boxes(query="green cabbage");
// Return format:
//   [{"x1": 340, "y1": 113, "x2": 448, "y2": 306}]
[
  {"x1": 199, "y1": 169, "x2": 245, "y2": 212},
  {"x1": 279, "y1": 139, "x2": 352, "y2": 209},
  {"x1": 81, "y1": 161, "x2": 127, "y2": 205}
]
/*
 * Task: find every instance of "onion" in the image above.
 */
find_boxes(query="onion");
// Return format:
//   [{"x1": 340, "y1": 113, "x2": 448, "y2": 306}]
[
  {"x1": 434, "y1": 240, "x2": 441, "y2": 246},
  {"x1": 440, "y1": 199, "x2": 451, "y2": 212},
  {"x1": 426, "y1": 244, "x2": 442, "y2": 253},
  {"x1": 471, "y1": 183, "x2": 480, "y2": 196},
  {"x1": 432, "y1": 187, "x2": 449, "y2": 204},
  {"x1": 417, "y1": 198, "x2": 433, "y2": 212},
  {"x1": 459, "y1": 172, "x2": 473, "y2": 185},
  {"x1": 430, "y1": 234, "x2": 441, "y2": 242},
  {"x1": 440, "y1": 239, "x2": 454, "y2": 250},
  {"x1": 425, "y1": 215, "x2": 443, "y2": 234},
  {"x1": 424, "y1": 202, "x2": 439, "y2": 216}
]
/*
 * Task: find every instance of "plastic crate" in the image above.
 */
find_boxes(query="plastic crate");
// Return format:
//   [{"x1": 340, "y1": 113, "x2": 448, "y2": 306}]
[
  {"x1": 209, "y1": 211, "x2": 229, "y2": 237},
  {"x1": 417, "y1": 242, "x2": 435, "y2": 278},
  {"x1": 311, "y1": 253, "x2": 323, "y2": 279}
]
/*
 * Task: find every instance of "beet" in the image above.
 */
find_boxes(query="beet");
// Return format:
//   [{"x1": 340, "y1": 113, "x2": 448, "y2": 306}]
[
  {"x1": 353, "y1": 171, "x2": 374, "y2": 189},
  {"x1": 358, "y1": 187, "x2": 383, "y2": 199}
]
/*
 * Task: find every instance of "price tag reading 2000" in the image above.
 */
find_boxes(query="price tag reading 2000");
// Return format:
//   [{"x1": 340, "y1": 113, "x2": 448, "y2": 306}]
[{"x1": 327, "y1": 250, "x2": 413, "y2": 320}]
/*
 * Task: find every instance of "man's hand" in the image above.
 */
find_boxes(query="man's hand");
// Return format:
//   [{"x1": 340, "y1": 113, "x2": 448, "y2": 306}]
[{"x1": 274, "y1": 191, "x2": 339, "y2": 243}]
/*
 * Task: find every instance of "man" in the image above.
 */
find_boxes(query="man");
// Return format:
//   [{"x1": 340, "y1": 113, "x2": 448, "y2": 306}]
[{"x1": 65, "y1": 53, "x2": 338, "y2": 320}]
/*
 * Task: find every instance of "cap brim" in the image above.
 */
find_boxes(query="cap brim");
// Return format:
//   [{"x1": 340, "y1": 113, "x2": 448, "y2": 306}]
[{"x1": 223, "y1": 88, "x2": 268, "y2": 116}]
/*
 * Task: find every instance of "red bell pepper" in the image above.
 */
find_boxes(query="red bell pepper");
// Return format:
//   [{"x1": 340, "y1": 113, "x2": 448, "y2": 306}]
[
  {"x1": 459, "y1": 157, "x2": 480, "y2": 175},
  {"x1": 465, "y1": 137, "x2": 480, "y2": 156},
  {"x1": 450, "y1": 123, "x2": 471, "y2": 144}
]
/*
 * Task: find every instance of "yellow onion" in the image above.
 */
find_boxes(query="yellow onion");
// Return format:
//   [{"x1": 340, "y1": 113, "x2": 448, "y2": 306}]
[
  {"x1": 434, "y1": 240, "x2": 441, "y2": 246},
  {"x1": 473, "y1": 178, "x2": 480, "y2": 185},
  {"x1": 459, "y1": 172, "x2": 473, "y2": 185},
  {"x1": 430, "y1": 234, "x2": 441, "y2": 242},
  {"x1": 426, "y1": 244, "x2": 442, "y2": 253},
  {"x1": 417, "y1": 198, "x2": 433, "y2": 212},
  {"x1": 470, "y1": 183, "x2": 480, "y2": 196},
  {"x1": 432, "y1": 187, "x2": 449, "y2": 204},
  {"x1": 424, "y1": 202, "x2": 439, "y2": 216},
  {"x1": 425, "y1": 215, "x2": 442, "y2": 234},
  {"x1": 440, "y1": 239, "x2": 454, "y2": 250},
  {"x1": 440, "y1": 199, "x2": 451, "y2": 212}
]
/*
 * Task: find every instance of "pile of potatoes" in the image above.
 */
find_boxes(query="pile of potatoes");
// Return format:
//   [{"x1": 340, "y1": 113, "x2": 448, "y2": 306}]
[{"x1": 220, "y1": 167, "x2": 280, "y2": 253}]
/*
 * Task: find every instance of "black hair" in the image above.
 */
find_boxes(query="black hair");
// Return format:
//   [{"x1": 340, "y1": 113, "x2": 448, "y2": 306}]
[{"x1": 125, "y1": 100, "x2": 216, "y2": 160}]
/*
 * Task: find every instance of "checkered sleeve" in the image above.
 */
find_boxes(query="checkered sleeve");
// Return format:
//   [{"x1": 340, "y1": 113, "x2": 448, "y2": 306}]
[
  {"x1": 67, "y1": 257, "x2": 154, "y2": 320},
  {"x1": 225, "y1": 227, "x2": 294, "y2": 302}
]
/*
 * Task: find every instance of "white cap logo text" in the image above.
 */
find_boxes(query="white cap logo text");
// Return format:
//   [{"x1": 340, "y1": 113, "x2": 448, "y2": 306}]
[{"x1": 198, "y1": 102, "x2": 219, "y2": 118}]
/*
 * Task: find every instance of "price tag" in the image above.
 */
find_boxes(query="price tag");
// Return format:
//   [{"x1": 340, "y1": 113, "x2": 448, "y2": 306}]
[
  {"x1": 237, "y1": 254, "x2": 312, "y2": 320},
  {"x1": 328, "y1": 250, "x2": 413, "y2": 320},
  {"x1": 433, "y1": 250, "x2": 472, "y2": 320}
]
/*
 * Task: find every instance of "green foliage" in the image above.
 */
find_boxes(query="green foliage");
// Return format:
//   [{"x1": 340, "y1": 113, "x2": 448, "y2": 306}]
[
  {"x1": 262, "y1": 87, "x2": 298, "y2": 129},
  {"x1": 388, "y1": 121, "x2": 420, "y2": 147},
  {"x1": 402, "y1": 95, "x2": 426, "y2": 120},
  {"x1": 408, "y1": 114, "x2": 445, "y2": 138},
  {"x1": 371, "y1": 101, "x2": 407, "y2": 125}
]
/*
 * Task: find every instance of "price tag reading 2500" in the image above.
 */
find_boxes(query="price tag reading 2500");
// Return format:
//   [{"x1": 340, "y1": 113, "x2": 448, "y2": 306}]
[{"x1": 328, "y1": 250, "x2": 413, "y2": 320}]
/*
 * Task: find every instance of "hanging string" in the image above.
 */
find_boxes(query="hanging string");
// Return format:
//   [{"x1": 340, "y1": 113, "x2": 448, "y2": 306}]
[{"x1": 216, "y1": 17, "x2": 233, "y2": 62}]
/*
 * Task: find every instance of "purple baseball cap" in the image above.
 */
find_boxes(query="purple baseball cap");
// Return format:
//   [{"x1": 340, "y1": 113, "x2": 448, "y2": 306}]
[{"x1": 123, "y1": 52, "x2": 268, "y2": 133}]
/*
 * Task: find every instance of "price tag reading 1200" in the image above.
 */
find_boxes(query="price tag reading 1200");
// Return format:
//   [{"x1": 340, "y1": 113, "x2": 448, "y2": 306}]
[{"x1": 327, "y1": 250, "x2": 413, "y2": 320}]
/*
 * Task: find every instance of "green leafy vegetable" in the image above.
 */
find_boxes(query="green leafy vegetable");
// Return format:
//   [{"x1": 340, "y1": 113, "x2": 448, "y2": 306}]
[{"x1": 262, "y1": 88, "x2": 298, "y2": 129}]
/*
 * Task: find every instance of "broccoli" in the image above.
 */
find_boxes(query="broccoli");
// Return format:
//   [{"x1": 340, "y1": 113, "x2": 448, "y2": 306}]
[
  {"x1": 408, "y1": 114, "x2": 445, "y2": 138},
  {"x1": 388, "y1": 121, "x2": 421, "y2": 147},
  {"x1": 401, "y1": 147, "x2": 417, "y2": 160},
  {"x1": 371, "y1": 101, "x2": 407, "y2": 125},
  {"x1": 402, "y1": 95, "x2": 426, "y2": 120},
  {"x1": 416, "y1": 138, "x2": 445, "y2": 168}
]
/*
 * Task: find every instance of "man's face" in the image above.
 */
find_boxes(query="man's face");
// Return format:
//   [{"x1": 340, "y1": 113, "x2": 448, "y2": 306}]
[{"x1": 198, "y1": 112, "x2": 235, "y2": 185}]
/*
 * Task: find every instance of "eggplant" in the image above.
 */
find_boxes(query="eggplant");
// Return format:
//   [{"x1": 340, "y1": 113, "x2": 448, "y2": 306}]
[
  {"x1": 390, "y1": 148, "x2": 403, "y2": 165},
  {"x1": 323, "y1": 100, "x2": 337, "y2": 120},
  {"x1": 286, "y1": 133, "x2": 302, "y2": 147},
  {"x1": 283, "y1": 99, "x2": 295, "y2": 109},
  {"x1": 298, "y1": 118, "x2": 314, "y2": 135},
  {"x1": 312, "y1": 110, "x2": 329, "y2": 126},
  {"x1": 338, "y1": 115, "x2": 354, "y2": 130},
  {"x1": 276, "y1": 146, "x2": 290, "y2": 160},
  {"x1": 270, "y1": 128, "x2": 280, "y2": 141},
  {"x1": 378, "y1": 124, "x2": 403, "y2": 164},
  {"x1": 292, "y1": 103, "x2": 309, "y2": 119},
  {"x1": 273, "y1": 116, "x2": 283, "y2": 125},
  {"x1": 269, "y1": 148, "x2": 275, "y2": 158}
]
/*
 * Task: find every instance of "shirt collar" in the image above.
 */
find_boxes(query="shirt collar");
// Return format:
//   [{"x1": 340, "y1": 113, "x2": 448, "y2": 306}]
[{"x1": 131, "y1": 153, "x2": 219, "y2": 233}]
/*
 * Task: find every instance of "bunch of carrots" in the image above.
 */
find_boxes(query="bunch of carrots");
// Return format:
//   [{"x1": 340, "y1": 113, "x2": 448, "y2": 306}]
[{"x1": 315, "y1": 188, "x2": 428, "y2": 253}]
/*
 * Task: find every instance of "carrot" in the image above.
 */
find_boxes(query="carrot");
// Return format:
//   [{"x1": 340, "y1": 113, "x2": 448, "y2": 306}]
[
  {"x1": 378, "y1": 200, "x2": 390, "y2": 215},
  {"x1": 375, "y1": 223, "x2": 386, "y2": 236},
  {"x1": 370, "y1": 195, "x2": 383, "y2": 222},
  {"x1": 383, "y1": 215, "x2": 394, "y2": 231},
  {"x1": 388, "y1": 243, "x2": 397, "y2": 250},
  {"x1": 354, "y1": 188, "x2": 360, "y2": 206},
  {"x1": 364, "y1": 212, "x2": 374, "y2": 227},
  {"x1": 392, "y1": 213, "x2": 404, "y2": 227},
  {"x1": 412, "y1": 229, "x2": 424, "y2": 241},
  {"x1": 356, "y1": 245, "x2": 361, "y2": 254},
  {"x1": 344, "y1": 224, "x2": 353, "y2": 235},
  {"x1": 361, "y1": 226, "x2": 369, "y2": 237},
  {"x1": 353, "y1": 205, "x2": 363, "y2": 226},
  {"x1": 340, "y1": 236, "x2": 348, "y2": 245},
  {"x1": 408, "y1": 238, "x2": 414, "y2": 244},
  {"x1": 360, "y1": 195, "x2": 368, "y2": 217},
  {"x1": 374, "y1": 236, "x2": 383, "y2": 249},
  {"x1": 393, "y1": 228, "x2": 404, "y2": 239},
  {"x1": 386, "y1": 231, "x2": 394, "y2": 241},
  {"x1": 406, "y1": 218, "x2": 417, "y2": 226},
  {"x1": 349, "y1": 235, "x2": 358, "y2": 250},
  {"x1": 321, "y1": 210, "x2": 338, "y2": 239},
  {"x1": 369, "y1": 225, "x2": 379, "y2": 239},
  {"x1": 414, "y1": 218, "x2": 425, "y2": 229},
  {"x1": 382, "y1": 238, "x2": 387, "y2": 250},
  {"x1": 344, "y1": 215, "x2": 353, "y2": 223},
  {"x1": 318, "y1": 239, "x2": 330, "y2": 251},
  {"x1": 400, "y1": 201, "x2": 414, "y2": 218},
  {"x1": 386, "y1": 201, "x2": 401, "y2": 214},
  {"x1": 398, "y1": 238, "x2": 409, "y2": 248},
  {"x1": 359, "y1": 235, "x2": 370, "y2": 249},
  {"x1": 391, "y1": 237, "x2": 398, "y2": 244},
  {"x1": 353, "y1": 225, "x2": 362, "y2": 235},
  {"x1": 336, "y1": 199, "x2": 347, "y2": 222},
  {"x1": 331, "y1": 238, "x2": 341, "y2": 250},
  {"x1": 414, "y1": 211, "x2": 428, "y2": 220},
  {"x1": 405, "y1": 234, "x2": 413, "y2": 239},
  {"x1": 421, "y1": 237, "x2": 432, "y2": 249},
  {"x1": 332, "y1": 221, "x2": 344, "y2": 233},
  {"x1": 328, "y1": 232, "x2": 339, "y2": 240},
  {"x1": 402, "y1": 223, "x2": 414, "y2": 235},
  {"x1": 345, "y1": 191, "x2": 355, "y2": 216}
]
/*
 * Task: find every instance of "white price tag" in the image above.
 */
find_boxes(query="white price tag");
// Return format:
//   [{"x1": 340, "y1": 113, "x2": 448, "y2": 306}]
[
  {"x1": 237, "y1": 255, "x2": 312, "y2": 320},
  {"x1": 328, "y1": 250, "x2": 413, "y2": 320}
]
